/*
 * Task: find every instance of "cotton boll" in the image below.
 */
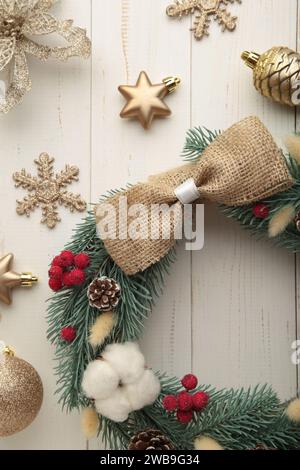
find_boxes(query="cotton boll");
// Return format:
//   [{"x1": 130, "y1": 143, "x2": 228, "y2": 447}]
[
  {"x1": 81, "y1": 359, "x2": 119, "y2": 400},
  {"x1": 95, "y1": 388, "x2": 132, "y2": 423},
  {"x1": 102, "y1": 342, "x2": 145, "y2": 384},
  {"x1": 125, "y1": 369, "x2": 161, "y2": 411}
]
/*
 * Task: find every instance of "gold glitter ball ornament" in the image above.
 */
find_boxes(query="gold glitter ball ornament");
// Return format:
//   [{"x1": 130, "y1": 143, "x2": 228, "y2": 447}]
[
  {"x1": 0, "y1": 349, "x2": 43, "y2": 437},
  {"x1": 242, "y1": 47, "x2": 300, "y2": 107},
  {"x1": 0, "y1": 0, "x2": 91, "y2": 114}
]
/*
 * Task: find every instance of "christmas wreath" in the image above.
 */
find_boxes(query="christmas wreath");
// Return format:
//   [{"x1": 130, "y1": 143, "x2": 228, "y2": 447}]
[{"x1": 47, "y1": 116, "x2": 300, "y2": 451}]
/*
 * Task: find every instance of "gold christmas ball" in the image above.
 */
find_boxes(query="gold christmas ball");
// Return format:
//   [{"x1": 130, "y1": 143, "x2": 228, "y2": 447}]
[
  {"x1": 0, "y1": 353, "x2": 43, "y2": 437},
  {"x1": 242, "y1": 47, "x2": 300, "y2": 107}
]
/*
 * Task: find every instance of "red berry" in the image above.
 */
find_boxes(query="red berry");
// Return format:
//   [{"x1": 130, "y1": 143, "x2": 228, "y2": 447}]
[
  {"x1": 177, "y1": 409, "x2": 193, "y2": 425},
  {"x1": 74, "y1": 253, "x2": 90, "y2": 269},
  {"x1": 59, "y1": 250, "x2": 75, "y2": 268},
  {"x1": 162, "y1": 395, "x2": 178, "y2": 412},
  {"x1": 61, "y1": 326, "x2": 76, "y2": 343},
  {"x1": 49, "y1": 278, "x2": 63, "y2": 292},
  {"x1": 253, "y1": 203, "x2": 269, "y2": 219},
  {"x1": 48, "y1": 265, "x2": 63, "y2": 281},
  {"x1": 62, "y1": 271, "x2": 75, "y2": 288},
  {"x1": 69, "y1": 269, "x2": 86, "y2": 286},
  {"x1": 52, "y1": 256, "x2": 64, "y2": 268},
  {"x1": 177, "y1": 391, "x2": 193, "y2": 411},
  {"x1": 192, "y1": 391, "x2": 210, "y2": 411},
  {"x1": 181, "y1": 374, "x2": 198, "y2": 391}
]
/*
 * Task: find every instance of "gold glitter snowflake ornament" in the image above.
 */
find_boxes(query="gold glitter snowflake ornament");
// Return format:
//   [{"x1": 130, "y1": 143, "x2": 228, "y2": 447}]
[
  {"x1": 13, "y1": 153, "x2": 87, "y2": 229},
  {"x1": 166, "y1": 0, "x2": 241, "y2": 40},
  {"x1": 0, "y1": 0, "x2": 91, "y2": 114}
]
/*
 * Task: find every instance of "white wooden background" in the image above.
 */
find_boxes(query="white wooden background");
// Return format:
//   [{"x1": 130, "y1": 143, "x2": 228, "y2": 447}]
[{"x1": 0, "y1": 0, "x2": 299, "y2": 450}]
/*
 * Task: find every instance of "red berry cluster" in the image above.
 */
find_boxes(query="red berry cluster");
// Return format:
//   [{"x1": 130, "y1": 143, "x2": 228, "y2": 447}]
[
  {"x1": 48, "y1": 251, "x2": 90, "y2": 292},
  {"x1": 162, "y1": 374, "x2": 209, "y2": 425}
]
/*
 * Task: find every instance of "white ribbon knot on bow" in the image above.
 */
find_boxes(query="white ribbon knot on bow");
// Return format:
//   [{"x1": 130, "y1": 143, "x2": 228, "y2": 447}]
[{"x1": 174, "y1": 178, "x2": 201, "y2": 204}]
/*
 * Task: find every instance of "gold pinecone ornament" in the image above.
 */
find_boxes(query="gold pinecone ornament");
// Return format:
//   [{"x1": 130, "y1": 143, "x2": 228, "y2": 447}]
[
  {"x1": 128, "y1": 429, "x2": 175, "y2": 451},
  {"x1": 242, "y1": 47, "x2": 300, "y2": 107}
]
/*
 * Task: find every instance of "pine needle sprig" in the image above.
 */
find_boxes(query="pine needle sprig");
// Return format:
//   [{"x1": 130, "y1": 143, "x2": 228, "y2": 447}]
[
  {"x1": 99, "y1": 376, "x2": 300, "y2": 450},
  {"x1": 182, "y1": 127, "x2": 220, "y2": 161},
  {"x1": 221, "y1": 155, "x2": 300, "y2": 252},
  {"x1": 182, "y1": 126, "x2": 300, "y2": 252},
  {"x1": 47, "y1": 209, "x2": 177, "y2": 412}
]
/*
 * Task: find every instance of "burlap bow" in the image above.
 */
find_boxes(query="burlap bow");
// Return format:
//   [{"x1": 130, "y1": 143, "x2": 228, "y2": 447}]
[{"x1": 95, "y1": 117, "x2": 293, "y2": 275}]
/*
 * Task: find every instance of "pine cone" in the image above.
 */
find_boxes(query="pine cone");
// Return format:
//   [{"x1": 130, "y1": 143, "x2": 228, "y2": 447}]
[
  {"x1": 252, "y1": 444, "x2": 277, "y2": 451},
  {"x1": 295, "y1": 211, "x2": 300, "y2": 232},
  {"x1": 128, "y1": 429, "x2": 175, "y2": 451},
  {"x1": 88, "y1": 277, "x2": 121, "y2": 311}
]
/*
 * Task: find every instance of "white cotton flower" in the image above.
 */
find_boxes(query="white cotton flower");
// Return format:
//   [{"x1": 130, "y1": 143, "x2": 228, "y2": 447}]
[
  {"x1": 102, "y1": 342, "x2": 145, "y2": 384},
  {"x1": 82, "y1": 342, "x2": 162, "y2": 423},
  {"x1": 95, "y1": 388, "x2": 132, "y2": 423},
  {"x1": 125, "y1": 369, "x2": 161, "y2": 411},
  {"x1": 81, "y1": 359, "x2": 119, "y2": 400}
]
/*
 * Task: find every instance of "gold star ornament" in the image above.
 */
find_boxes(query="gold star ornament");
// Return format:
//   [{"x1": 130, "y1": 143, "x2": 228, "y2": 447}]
[
  {"x1": 0, "y1": 254, "x2": 38, "y2": 305},
  {"x1": 118, "y1": 71, "x2": 181, "y2": 129}
]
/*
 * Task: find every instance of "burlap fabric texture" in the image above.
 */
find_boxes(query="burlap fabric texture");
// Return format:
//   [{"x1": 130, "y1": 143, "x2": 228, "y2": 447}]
[{"x1": 95, "y1": 116, "x2": 293, "y2": 275}]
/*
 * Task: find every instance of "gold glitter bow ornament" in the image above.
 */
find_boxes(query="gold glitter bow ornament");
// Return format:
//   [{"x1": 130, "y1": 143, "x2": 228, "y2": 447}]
[
  {"x1": 0, "y1": 0, "x2": 91, "y2": 114},
  {"x1": 95, "y1": 117, "x2": 293, "y2": 275}
]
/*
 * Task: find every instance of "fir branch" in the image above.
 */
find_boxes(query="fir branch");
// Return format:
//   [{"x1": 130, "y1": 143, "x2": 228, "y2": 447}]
[
  {"x1": 47, "y1": 210, "x2": 177, "y2": 412},
  {"x1": 221, "y1": 155, "x2": 300, "y2": 253},
  {"x1": 258, "y1": 412, "x2": 300, "y2": 450},
  {"x1": 99, "y1": 377, "x2": 300, "y2": 450},
  {"x1": 182, "y1": 127, "x2": 300, "y2": 252},
  {"x1": 182, "y1": 126, "x2": 220, "y2": 161},
  {"x1": 192, "y1": 385, "x2": 281, "y2": 450}
]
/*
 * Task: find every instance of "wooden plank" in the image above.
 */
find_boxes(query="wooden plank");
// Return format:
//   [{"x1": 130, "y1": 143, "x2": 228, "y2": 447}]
[
  {"x1": 191, "y1": 0, "x2": 298, "y2": 400},
  {"x1": 90, "y1": 0, "x2": 192, "y2": 448},
  {"x1": 0, "y1": 0, "x2": 91, "y2": 450}
]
